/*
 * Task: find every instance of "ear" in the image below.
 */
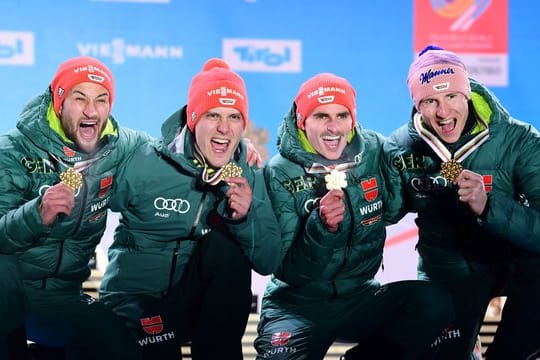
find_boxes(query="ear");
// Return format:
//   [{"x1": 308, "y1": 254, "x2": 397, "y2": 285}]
[{"x1": 296, "y1": 112, "x2": 304, "y2": 130}]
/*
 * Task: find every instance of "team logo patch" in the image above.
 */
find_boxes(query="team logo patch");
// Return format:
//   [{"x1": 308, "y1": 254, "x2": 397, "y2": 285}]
[
  {"x1": 317, "y1": 95, "x2": 335, "y2": 104},
  {"x1": 99, "y1": 176, "x2": 113, "y2": 198},
  {"x1": 271, "y1": 331, "x2": 291, "y2": 346},
  {"x1": 483, "y1": 174, "x2": 493, "y2": 192},
  {"x1": 218, "y1": 97, "x2": 237, "y2": 106},
  {"x1": 433, "y1": 82, "x2": 450, "y2": 91},
  {"x1": 63, "y1": 146, "x2": 76, "y2": 157},
  {"x1": 140, "y1": 315, "x2": 164, "y2": 335},
  {"x1": 360, "y1": 177, "x2": 378, "y2": 202}
]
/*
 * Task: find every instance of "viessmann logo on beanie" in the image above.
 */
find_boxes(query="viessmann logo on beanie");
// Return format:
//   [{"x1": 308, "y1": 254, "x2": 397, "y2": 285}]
[
  {"x1": 187, "y1": 58, "x2": 248, "y2": 132},
  {"x1": 295, "y1": 73, "x2": 356, "y2": 130},
  {"x1": 50, "y1": 56, "x2": 114, "y2": 116},
  {"x1": 407, "y1": 45, "x2": 471, "y2": 108}
]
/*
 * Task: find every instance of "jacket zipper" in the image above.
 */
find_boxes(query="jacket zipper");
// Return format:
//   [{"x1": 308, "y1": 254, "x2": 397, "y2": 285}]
[
  {"x1": 331, "y1": 190, "x2": 354, "y2": 297},
  {"x1": 165, "y1": 191, "x2": 207, "y2": 295}
]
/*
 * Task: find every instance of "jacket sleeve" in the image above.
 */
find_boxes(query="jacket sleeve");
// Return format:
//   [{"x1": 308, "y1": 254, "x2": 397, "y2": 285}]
[
  {"x1": 263, "y1": 164, "x2": 348, "y2": 286},
  {"x1": 381, "y1": 132, "x2": 411, "y2": 225},
  {"x1": 0, "y1": 151, "x2": 50, "y2": 253},
  {"x1": 226, "y1": 167, "x2": 283, "y2": 275},
  {"x1": 480, "y1": 124, "x2": 540, "y2": 253},
  {"x1": 107, "y1": 130, "x2": 153, "y2": 213}
]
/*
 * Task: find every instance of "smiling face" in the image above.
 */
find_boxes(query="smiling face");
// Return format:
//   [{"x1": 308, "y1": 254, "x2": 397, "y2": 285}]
[
  {"x1": 194, "y1": 107, "x2": 244, "y2": 168},
  {"x1": 58, "y1": 82, "x2": 111, "y2": 154},
  {"x1": 302, "y1": 103, "x2": 352, "y2": 160},
  {"x1": 417, "y1": 91, "x2": 469, "y2": 144}
]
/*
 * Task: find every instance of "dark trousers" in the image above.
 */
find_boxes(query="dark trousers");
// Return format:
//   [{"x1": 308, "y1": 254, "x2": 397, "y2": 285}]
[
  {"x1": 114, "y1": 230, "x2": 253, "y2": 360},
  {"x1": 25, "y1": 288, "x2": 143, "y2": 360},
  {"x1": 0, "y1": 254, "x2": 29, "y2": 360},
  {"x1": 424, "y1": 257, "x2": 540, "y2": 360},
  {"x1": 484, "y1": 259, "x2": 540, "y2": 360},
  {"x1": 256, "y1": 280, "x2": 454, "y2": 360}
]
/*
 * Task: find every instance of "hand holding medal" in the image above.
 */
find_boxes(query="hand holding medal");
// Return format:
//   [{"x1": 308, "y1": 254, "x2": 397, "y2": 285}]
[
  {"x1": 221, "y1": 162, "x2": 251, "y2": 219},
  {"x1": 320, "y1": 169, "x2": 347, "y2": 232}
]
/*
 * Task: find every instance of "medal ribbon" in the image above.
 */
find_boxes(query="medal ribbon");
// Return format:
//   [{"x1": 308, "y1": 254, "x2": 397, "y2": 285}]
[
  {"x1": 193, "y1": 142, "x2": 227, "y2": 186},
  {"x1": 413, "y1": 113, "x2": 489, "y2": 163},
  {"x1": 51, "y1": 152, "x2": 109, "y2": 174},
  {"x1": 50, "y1": 150, "x2": 112, "y2": 191},
  {"x1": 305, "y1": 161, "x2": 357, "y2": 175}
]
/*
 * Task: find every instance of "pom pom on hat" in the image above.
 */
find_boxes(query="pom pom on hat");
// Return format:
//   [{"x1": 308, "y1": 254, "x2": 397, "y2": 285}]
[
  {"x1": 187, "y1": 58, "x2": 248, "y2": 132},
  {"x1": 407, "y1": 44, "x2": 471, "y2": 108},
  {"x1": 51, "y1": 56, "x2": 114, "y2": 117},
  {"x1": 295, "y1": 73, "x2": 356, "y2": 130}
]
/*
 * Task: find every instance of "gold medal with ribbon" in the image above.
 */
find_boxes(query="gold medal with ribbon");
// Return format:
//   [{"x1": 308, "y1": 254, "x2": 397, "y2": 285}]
[
  {"x1": 413, "y1": 113, "x2": 489, "y2": 184},
  {"x1": 51, "y1": 152, "x2": 109, "y2": 192},
  {"x1": 198, "y1": 161, "x2": 244, "y2": 186}
]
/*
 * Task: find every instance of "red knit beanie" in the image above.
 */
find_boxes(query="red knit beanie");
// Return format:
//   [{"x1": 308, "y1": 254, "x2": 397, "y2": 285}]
[
  {"x1": 51, "y1": 56, "x2": 114, "y2": 116},
  {"x1": 295, "y1": 73, "x2": 356, "y2": 130},
  {"x1": 187, "y1": 58, "x2": 248, "y2": 132}
]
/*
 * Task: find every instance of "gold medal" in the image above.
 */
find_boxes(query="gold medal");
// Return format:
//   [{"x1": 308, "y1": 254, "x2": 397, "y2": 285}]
[
  {"x1": 440, "y1": 159, "x2": 463, "y2": 184},
  {"x1": 220, "y1": 162, "x2": 243, "y2": 179},
  {"x1": 60, "y1": 167, "x2": 83, "y2": 190}
]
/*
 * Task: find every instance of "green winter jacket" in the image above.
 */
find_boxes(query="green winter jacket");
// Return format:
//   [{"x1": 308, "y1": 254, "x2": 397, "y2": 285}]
[
  {"x1": 262, "y1": 103, "x2": 390, "y2": 303},
  {"x1": 383, "y1": 79, "x2": 540, "y2": 276},
  {"x1": 0, "y1": 89, "x2": 149, "y2": 292},
  {"x1": 99, "y1": 106, "x2": 282, "y2": 305}
]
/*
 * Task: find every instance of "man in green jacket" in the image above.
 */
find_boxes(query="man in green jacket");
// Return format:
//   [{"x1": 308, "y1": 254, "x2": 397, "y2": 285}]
[
  {"x1": 254, "y1": 73, "x2": 454, "y2": 359},
  {"x1": 0, "y1": 56, "x2": 147, "y2": 360},
  {"x1": 384, "y1": 45, "x2": 540, "y2": 359},
  {"x1": 99, "y1": 58, "x2": 282, "y2": 360}
]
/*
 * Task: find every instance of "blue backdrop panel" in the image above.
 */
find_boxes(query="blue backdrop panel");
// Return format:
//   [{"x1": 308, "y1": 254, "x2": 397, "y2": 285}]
[{"x1": 1, "y1": 0, "x2": 538, "y2": 155}]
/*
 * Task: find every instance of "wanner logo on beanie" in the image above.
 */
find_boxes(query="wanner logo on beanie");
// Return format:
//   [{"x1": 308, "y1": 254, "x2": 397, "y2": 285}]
[{"x1": 419, "y1": 67, "x2": 456, "y2": 85}]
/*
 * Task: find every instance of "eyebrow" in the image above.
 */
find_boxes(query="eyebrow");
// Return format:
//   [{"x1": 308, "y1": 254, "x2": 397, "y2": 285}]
[
  {"x1": 312, "y1": 110, "x2": 350, "y2": 117},
  {"x1": 71, "y1": 90, "x2": 110, "y2": 99},
  {"x1": 207, "y1": 110, "x2": 241, "y2": 116}
]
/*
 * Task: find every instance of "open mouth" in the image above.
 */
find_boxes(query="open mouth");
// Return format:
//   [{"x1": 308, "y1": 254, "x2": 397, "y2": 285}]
[
  {"x1": 211, "y1": 137, "x2": 231, "y2": 153},
  {"x1": 437, "y1": 119, "x2": 456, "y2": 136},
  {"x1": 79, "y1": 121, "x2": 98, "y2": 141},
  {"x1": 322, "y1": 135, "x2": 341, "y2": 149}
]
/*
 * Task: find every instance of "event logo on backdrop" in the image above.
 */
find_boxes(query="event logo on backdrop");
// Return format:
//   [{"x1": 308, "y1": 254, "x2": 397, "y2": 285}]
[
  {"x1": 0, "y1": 31, "x2": 34, "y2": 65},
  {"x1": 223, "y1": 38, "x2": 301, "y2": 73},
  {"x1": 413, "y1": 0, "x2": 508, "y2": 86}
]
